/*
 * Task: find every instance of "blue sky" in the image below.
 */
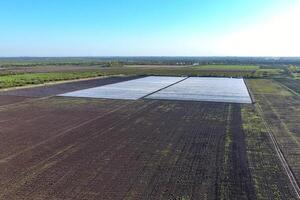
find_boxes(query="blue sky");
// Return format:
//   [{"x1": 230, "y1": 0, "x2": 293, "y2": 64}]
[{"x1": 0, "y1": 0, "x2": 299, "y2": 56}]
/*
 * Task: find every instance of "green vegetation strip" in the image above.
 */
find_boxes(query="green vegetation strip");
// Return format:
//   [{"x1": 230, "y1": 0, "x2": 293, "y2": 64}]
[
  {"x1": 0, "y1": 71, "x2": 104, "y2": 89},
  {"x1": 220, "y1": 104, "x2": 233, "y2": 199},
  {"x1": 192, "y1": 65, "x2": 259, "y2": 71},
  {"x1": 97, "y1": 67, "x2": 258, "y2": 78},
  {"x1": 0, "y1": 65, "x2": 286, "y2": 89},
  {"x1": 241, "y1": 105, "x2": 296, "y2": 200}
]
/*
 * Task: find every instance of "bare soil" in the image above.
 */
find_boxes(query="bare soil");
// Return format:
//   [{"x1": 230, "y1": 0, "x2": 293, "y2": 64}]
[
  {"x1": 0, "y1": 78, "x2": 297, "y2": 199},
  {"x1": 0, "y1": 95, "x2": 253, "y2": 199}
]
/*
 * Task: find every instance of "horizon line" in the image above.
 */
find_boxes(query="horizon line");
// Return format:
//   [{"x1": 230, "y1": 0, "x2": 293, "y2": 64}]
[{"x1": 1, "y1": 56, "x2": 300, "y2": 58}]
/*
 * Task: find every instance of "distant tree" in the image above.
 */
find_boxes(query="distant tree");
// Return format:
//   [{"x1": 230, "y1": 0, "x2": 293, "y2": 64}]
[{"x1": 106, "y1": 61, "x2": 124, "y2": 68}]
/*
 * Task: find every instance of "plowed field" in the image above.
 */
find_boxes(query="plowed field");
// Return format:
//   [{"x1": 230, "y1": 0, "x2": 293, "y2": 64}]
[{"x1": 0, "y1": 77, "x2": 297, "y2": 199}]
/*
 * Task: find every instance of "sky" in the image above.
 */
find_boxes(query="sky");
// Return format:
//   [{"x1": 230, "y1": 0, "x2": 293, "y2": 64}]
[{"x1": 0, "y1": 0, "x2": 299, "y2": 57}]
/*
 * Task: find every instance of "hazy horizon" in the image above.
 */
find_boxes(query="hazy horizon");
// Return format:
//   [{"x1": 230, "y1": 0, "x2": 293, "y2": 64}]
[
  {"x1": 1, "y1": 0, "x2": 300, "y2": 57},
  {"x1": 1, "y1": 56, "x2": 300, "y2": 58}
]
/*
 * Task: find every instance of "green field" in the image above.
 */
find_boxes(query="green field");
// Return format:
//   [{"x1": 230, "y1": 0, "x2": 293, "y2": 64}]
[
  {"x1": 0, "y1": 66, "x2": 260, "y2": 89},
  {"x1": 246, "y1": 79, "x2": 300, "y2": 194},
  {"x1": 192, "y1": 65, "x2": 259, "y2": 70},
  {"x1": 0, "y1": 71, "x2": 104, "y2": 89},
  {"x1": 0, "y1": 62, "x2": 290, "y2": 89},
  {"x1": 287, "y1": 66, "x2": 300, "y2": 78}
]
